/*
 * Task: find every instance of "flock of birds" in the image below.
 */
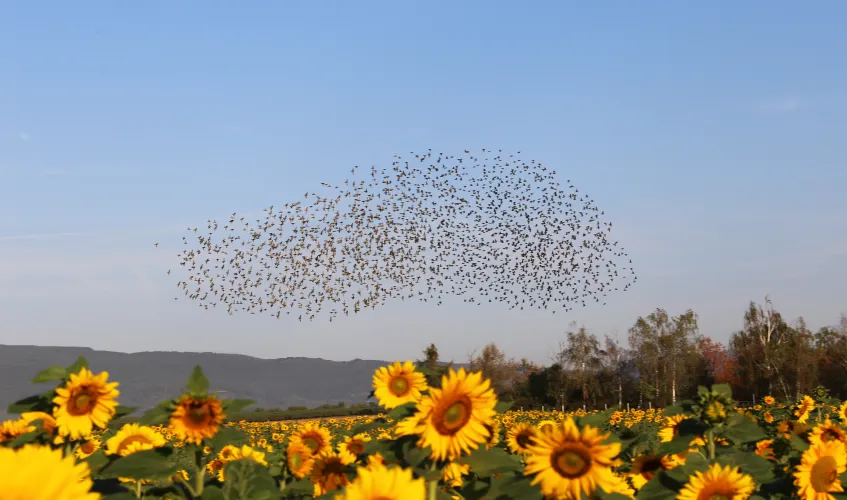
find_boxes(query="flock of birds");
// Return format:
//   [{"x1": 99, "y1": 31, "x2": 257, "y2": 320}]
[{"x1": 159, "y1": 149, "x2": 637, "y2": 322}]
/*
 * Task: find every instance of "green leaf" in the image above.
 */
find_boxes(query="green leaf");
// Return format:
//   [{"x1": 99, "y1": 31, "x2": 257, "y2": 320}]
[
  {"x1": 114, "y1": 405, "x2": 138, "y2": 419},
  {"x1": 31, "y1": 365, "x2": 68, "y2": 384},
  {"x1": 199, "y1": 485, "x2": 226, "y2": 500},
  {"x1": 9, "y1": 430, "x2": 43, "y2": 448},
  {"x1": 579, "y1": 409, "x2": 614, "y2": 429},
  {"x1": 102, "y1": 493, "x2": 141, "y2": 500},
  {"x1": 138, "y1": 401, "x2": 174, "y2": 426},
  {"x1": 386, "y1": 402, "x2": 417, "y2": 421},
  {"x1": 790, "y1": 434, "x2": 810, "y2": 452},
  {"x1": 456, "y1": 447, "x2": 522, "y2": 476},
  {"x1": 717, "y1": 450, "x2": 776, "y2": 482},
  {"x1": 208, "y1": 425, "x2": 249, "y2": 450},
  {"x1": 223, "y1": 398, "x2": 255, "y2": 414},
  {"x1": 681, "y1": 450, "x2": 710, "y2": 475},
  {"x1": 7, "y1": 393, "x2": 52, "y2": 415},
  {"x1": 402, "y1": 440, "x2": 430, "y2": 468},
  {"x1": 84, "y1": 449, "x2": 110, "y2": 475},
  {"x1": 221, "y1": 459, "x2": 278, "y2": 500},
  {"x1": 363, "y1": 439, "x2": 399, "y2": 462},
  {"x1": 66, "y1": 356, "x2": 89, "y2": 375},
  {"x1": 349, "y1": 418, "x2": 387, "y2": 436},
  {"x1": 494, "y1": 401, "x2": 514, "y2": 413},
  {"x1": 722, "y1": 414, "x2": 767, "y2": 444},
  {"x1": 283, "y1": 478, "x2": 316, "y2": 496},
  {"x1": 657, "y1": 433, "x2": 696, "y2": 456},
  {"x1": 487, "y1": 473, "x2": 543, "y2": 500},
  {"x1": 99, "y1": 448, "x2": 179, "y2": 480},
  {"x1": 186, "y1": 365, "x2": 210, "y2": 394},
  {"x1": 636, "y1": 471, "x2": 684, "y2": 500},
  {"x1": 712, "y1": 384, "x2": 733, "y2": 399}
]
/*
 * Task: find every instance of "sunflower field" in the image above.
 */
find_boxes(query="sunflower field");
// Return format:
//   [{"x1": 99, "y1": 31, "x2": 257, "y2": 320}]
[{"x1": 3, "y1": 356, "x2": 847, "y2": 499}]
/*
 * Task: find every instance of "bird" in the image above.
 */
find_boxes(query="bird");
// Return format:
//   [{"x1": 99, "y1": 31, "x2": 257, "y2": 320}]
[{"x1": 167, "y1": 149, "x2": 637, "y2": 321}]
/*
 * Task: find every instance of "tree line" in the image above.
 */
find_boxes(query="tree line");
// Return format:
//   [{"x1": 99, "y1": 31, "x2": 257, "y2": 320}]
[{"x1": 417, "y1": 297, "x2": 847, "y2": 410}]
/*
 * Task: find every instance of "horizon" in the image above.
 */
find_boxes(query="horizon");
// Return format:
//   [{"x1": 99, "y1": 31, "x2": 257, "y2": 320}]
[{"x1": 3, "y1": 2, "x2": 846, "y2": 364}]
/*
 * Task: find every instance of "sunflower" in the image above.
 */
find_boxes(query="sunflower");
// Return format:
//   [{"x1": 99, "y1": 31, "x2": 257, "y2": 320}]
[
  {"x1": 442, "y1": 461, "x2": 470, "y2": 487},
  {"x1": 105, "y1": 423, "x2": 166, "y2": 456},
  {"x1": 170, "y1": 470, "x2": 190, "y2": 483},
  {"x1": 168, "y1": 394, "x2": 225, "y2": 445},
  {"x1": 538, "y1": 419, "x2": 558, "y2": 434},
  {"x1": 336, "y1": 462, "x2": 425, "y2": 500},
  {"x1": 287, "y1": 439, "x2": 316, "y2": 479},
  {"x1": 755, "y1": 439, "x2": 776, "y2": 461},
  {"x1": 627, "y1": 453, "x2": 676, "y2": 490},
  {"x1": 20, "y1": 411, "x2": 58, "y2": 434},
  {"x1": 606, "y1": 473, "x2": 636, "y2": 498},
  {"x1": 678, "y1": 462, "x2": 756, "y2": 500},
  {"x1": 52, "y1": 368, "x2": 120, "y2": 440},
  {"x1": 0, "y1": 444, "x2": 101, "y2": 500},
  {"x1": 75, "y1": 435, "x2": 102, "y2": 459},
  {"x1": 0, "y1": 418, "x2": 35, "y2": 443},
  {"x1": 763, "y1": 396, "x2": 776, "y2": 405},
  {"x1": 838, "y1": 402, "x2": 847, "y2": 422},
  {"x1": 524, "y1": 418, "x2": 621, "y2": 499},
  {"x1": 338, "y1": 433, "x2": 371, "y2": 460},
  {"x1": 412, "y1": 368, "x2": 498, "y2": 462},
  {"x1": 291, "y1": 423, "x2": 334, "y2": 456},
  {"x1": 794, "y1": 440, "x2": 847, "y2": 500},
  {"x1": 507, "y1": 422, "x2": 539, "y2": 455},
  {"x1": 658, "y1": 415, "x2": 686, "y2": 443},
  {"x1": 372, "y1": 361, "x2": 428, "y2": 409},
  {"x1": 796, "y1": 395, "x2": 817, "y2": 424},
  {"x1": 809, "y1": 420, "x2": 847, "y2": 447},
  {"x1": 311, "y1": 450, "x2": 355, "y2": 496},
  {"x1": 484, "y1": 419, "x2": 502, "y2": 449},
  {"x1": 215, "y1": 445, "x2": 268, "y2": 482}
]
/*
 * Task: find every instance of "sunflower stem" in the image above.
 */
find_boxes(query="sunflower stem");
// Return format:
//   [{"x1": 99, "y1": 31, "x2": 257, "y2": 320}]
[
  {"x1": 427, "y1": 462, "x2": 438, "y2": 500},
  {"x1": 706, "y1": 429, "x2": 716, "y2": 461},
  {"x1": 134, "y1": 480, "x2": 143, "y2": 498}
]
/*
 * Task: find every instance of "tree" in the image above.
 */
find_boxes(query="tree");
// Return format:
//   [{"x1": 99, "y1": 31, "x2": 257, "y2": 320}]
[
  {"x1": 555, "y1": 324, "x2": 602, "y2": 407},
  {"x1": 468, "y1": 342, "x2": 523, "y2": 400},
  {"x1": 599, "y1": 335, "x2": 632, "y2": 408},
  {"x1": 698, "y1": 337, "x2": 738, "y2": 386},
  {"x1": 730, "y1": 297, "x2": 792, "y2": 400}
]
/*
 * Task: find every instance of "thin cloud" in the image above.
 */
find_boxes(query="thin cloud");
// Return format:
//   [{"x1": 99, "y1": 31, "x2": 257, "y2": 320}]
[
  {"x1": 42, "y1": 168, "x2": 67, "y2": 177},
  {"x1": 753, "y1": 98, "x2": 804, "y2": 113},
  {"x1": 19, "y1": 132, "x2": 31, "y2": 141},
  {"x1": 0, "y1": 232, "x2": 85, "y2": 243}
]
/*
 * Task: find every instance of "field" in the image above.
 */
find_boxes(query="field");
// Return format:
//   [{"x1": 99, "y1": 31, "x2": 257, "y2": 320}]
[{"x1": 1, "y1": 357, "x2": 845, "y2": 499}]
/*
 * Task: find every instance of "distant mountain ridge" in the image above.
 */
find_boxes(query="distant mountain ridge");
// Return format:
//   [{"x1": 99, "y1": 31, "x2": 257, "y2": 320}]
[{"x1": 0, "y1": 345, "x2": 413, "y2": 417}]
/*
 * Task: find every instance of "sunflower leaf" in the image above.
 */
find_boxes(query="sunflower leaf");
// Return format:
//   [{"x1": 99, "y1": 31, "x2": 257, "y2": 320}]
[
  {"x1": 114, "y1": 405, "x2": 138, "y2": 419},
  {"x1": 717, "y1": 450, "x2": 775, "y2": 482},
  {"x1": 349, "y1": 418, "x2": 387, "y2": 436},
  {"x1": 198, "y1": 485, "x2": 226, "y2": 500},
  {"x1": 31, "y1": 365, "x2": 68, "y2": 384},
  {"x1": 385, "y1": 402, "x2": 417, "y2": 421},
  {"x1": 494, "y1": 401, "x2": 514, "y2": 413},
  {"x1": 186, "y1": 365, "x2": 210, "y2": 394},
  {"x1": 6, "y1": 392, "x2": 52, "y2": 415},
  {"x1": 722, "y1": 414, "x2": 766, "y2": 444},
  {"x1": 282, "y1": 478, "x2": 315, "y2": 496},
  {"x1": 789, "y1": 433, "x2": 809, "y2": 452},
  {"x1": 223, "y1": 398, "x2": 254, "y2": 414},
  {"x1": 99, "y1": 448, "x2": 179, "y2": 480},
  {"x1": 208, "y1": 425, "x2": 249, "y2": 450},
  {"x1": 66, "y1": 356, "x2": 89, "y2": 375},
  {"x1": 578, "y1": 409, "x2": 614, "y2": 429},
  {"x1": 680, "y1": 449, "x2": 710, "y2": 475},
  {"x1": 84, "y1": 449, "x2": 110, "y2": 475},
  {"x1": 635, "y1": 471, "x2": 683, "y2": 500},
  {"x1": 9, "y1": 430, "x2": 42, "y2": 448},
  {"x1": 402, "y1": 440, "x2": 430, "y2": 467},
  {"x1": 138, "y1": 401, "x2": 174, "y2": 426},
  {"x1": 456, "y1": 447, "x2": 522, "y2": 476},
  {"x1": 221, "y1": 460, "x2": 278, "y2": 500},
  {"x1": 657, "y1": 433, "x2": 695, "y2": 456},
  {"x1": 486, "y1": 473, "x2": 543, "y2": 500}
]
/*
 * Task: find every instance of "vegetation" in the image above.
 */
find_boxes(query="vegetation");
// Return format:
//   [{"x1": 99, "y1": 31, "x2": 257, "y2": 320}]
[
  {"x1": 6, "y1": 346, "x2": 847, "y2": 499},
  {"x1": 464, "y1": 297, "x2": 847, "y2": 411}
]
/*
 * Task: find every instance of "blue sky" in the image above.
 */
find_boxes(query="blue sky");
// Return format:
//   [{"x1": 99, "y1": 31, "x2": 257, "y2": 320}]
[{"x1": 2, "y1": 1, "x2": 846, "y2": 364}]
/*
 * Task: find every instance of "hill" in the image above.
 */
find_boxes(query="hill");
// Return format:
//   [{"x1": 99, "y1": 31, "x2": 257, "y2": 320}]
[{"x1": 0, "y1": 345, "x2": 403, "y2": 417}]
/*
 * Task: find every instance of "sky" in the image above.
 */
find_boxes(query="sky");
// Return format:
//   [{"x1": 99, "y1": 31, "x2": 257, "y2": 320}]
[{"x1": 2, "y1": 2, "x2": 846, "y2": 365}]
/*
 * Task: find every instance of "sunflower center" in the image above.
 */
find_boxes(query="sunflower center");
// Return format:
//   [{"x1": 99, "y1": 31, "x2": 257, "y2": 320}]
[
  {"x1": 349, "y1": 441, "x2": 365, "y2": 455},
  {"x1": 552, "y1": 447, "x2": 591, "y2": 478},
  {"x1": 188, "y1": 404, "x2": 211, "y2": 424},
  {"x1": 290, "y1": 453, "x2": 303, "y2": 468},
  {"x1": 323, "y1": 459, "x2": 346, "y2": 476},
  {"x1": 435, "y1": 398, "x2": 472, "y2": 435},
  {"x1": 811, "y1": 455, "x2": 838, "y2": 492},
  {"x1": 117, "y1": 436, "x2": 152, "y2": 454},
  {"x1": 80, "y1": 441, "x2": 96, "y2": 454},
  {"x1": 68, "y1": 388, "x2": 97, "y2": 416},
  {"x1": 708, "y1": 495, "x2": 731, "y2": 500},
  {"x1": 390, "y1": 376, "x2": 410, "y2": 396},
  {"x1": 303, "y1": 437, "x2": 320, "y2": 453},
  {"x1": 516, "y1": 432, "x2": 535, "y2": 449},
  {"x1": 822, "y1": 430, "x2": 839, "y2": 442}
]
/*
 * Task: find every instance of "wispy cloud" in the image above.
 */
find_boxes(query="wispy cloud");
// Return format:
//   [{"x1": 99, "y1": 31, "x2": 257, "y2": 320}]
[
  {"x1": 19, "y1": 132, "x2": 31, "y2": 141},
  {"x1": 753, "y1": 97, "x2": 805, "y2": 114},
  {"x1": 0, "y1": 232, "x2": 85, "y2": 243}
]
